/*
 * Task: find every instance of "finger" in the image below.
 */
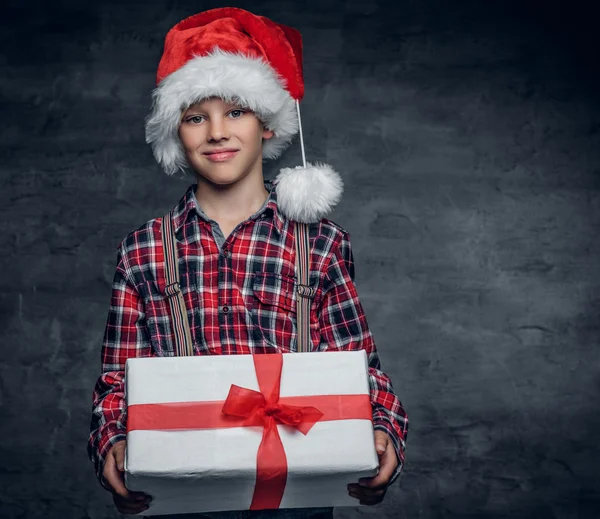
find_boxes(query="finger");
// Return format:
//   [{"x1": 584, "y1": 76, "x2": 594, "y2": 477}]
[
  {"x1": 359, "y1": 496, "x2": 384, "y2": 506},
  {"x1": 114, "y1": 495, "x2": 151, "y2": 513},
  {"x1": 348, "y1": 485, "x2": 385, "y2": 504},
  {"x1": 348, "y1": 484, "x2": 385, "y2": 499},
  {"x1": 348, "y1": 488, "x2": 384, "y2": 506},
  {"x1": 114, "y1": 442, "x2": 126, "y2": 472},
  {"x1": 117, "y1": 503, "x2": 149, "y2": 515},
  {"x1": 105, "y1": 447, "x2": 144, "y2": 500},
  {"x1": 358, "y1": 443, "x2": 397, "y2": 489},
  {"x1": 104, "y1": 452, "x2": 129, "y2": 498},
  {"x1": 351, "y1": 431, "x2": 389, "y2": 491},
  {"x1": 114, "y1": 493, "x2": 152, "y2": 506},
  {"x1": 116, "y1": 501, "x2": 148, "y2": 511},
  {"x1": 373, "y1": 430, "x2": 389, "y2": 457}
]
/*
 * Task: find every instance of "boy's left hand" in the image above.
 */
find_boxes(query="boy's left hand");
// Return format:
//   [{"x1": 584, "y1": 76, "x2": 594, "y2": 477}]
[{"x1": 347, "y1": 430, "x2": 398, "y2": 505}]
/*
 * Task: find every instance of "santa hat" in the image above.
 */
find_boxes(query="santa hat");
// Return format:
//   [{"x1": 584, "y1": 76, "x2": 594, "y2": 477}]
[{"x1": 145, "y1": 7, "x2": 343, "y2": 223}]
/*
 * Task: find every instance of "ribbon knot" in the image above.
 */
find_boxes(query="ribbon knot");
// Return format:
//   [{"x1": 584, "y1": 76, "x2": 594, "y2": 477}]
[
  {"x1": 220, "y1": 354, "x2": 324, "y2": 509},
  {"x1": 222, "y1": 385, "x2": 323, "y2": 435},
  {"x1": 263, "y1": 403, "x2": 278, "y2": 417}
]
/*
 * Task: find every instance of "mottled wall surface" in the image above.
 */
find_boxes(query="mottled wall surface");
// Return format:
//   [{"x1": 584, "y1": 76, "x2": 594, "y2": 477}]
[{"x1": 1, "y1": 1, "x2": 599, "y2": 518}]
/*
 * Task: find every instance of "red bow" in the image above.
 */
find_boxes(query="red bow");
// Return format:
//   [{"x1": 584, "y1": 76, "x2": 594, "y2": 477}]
[
  {"x1": 222, "y1": 384, "x2": 324, "y2": 434},
  {"x1": 221, "y1": 354, "x2": 323, "y2": 509}
]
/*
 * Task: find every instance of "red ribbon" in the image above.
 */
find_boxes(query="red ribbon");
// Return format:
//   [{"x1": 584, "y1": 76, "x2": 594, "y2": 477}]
[{"x1": 127, "y1": 353, "x2": 372, "y2": 510}]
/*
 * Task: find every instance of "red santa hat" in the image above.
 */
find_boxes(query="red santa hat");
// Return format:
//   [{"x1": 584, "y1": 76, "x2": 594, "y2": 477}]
[{"x1": 145, "y1": 7, "x2": 343, "y2": 223}]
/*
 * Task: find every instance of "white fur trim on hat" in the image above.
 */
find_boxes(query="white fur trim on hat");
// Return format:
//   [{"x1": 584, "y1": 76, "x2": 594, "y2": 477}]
[
  {"x1": 145, "y1": 47, "x2": 299, "y2": 176},
  {"x1": 275, "y1": 162, "x2": 344, "y2": 223}
]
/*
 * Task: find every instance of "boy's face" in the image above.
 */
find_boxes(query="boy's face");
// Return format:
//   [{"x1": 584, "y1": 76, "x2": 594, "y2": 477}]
[{"x1": 178, "y1": 97, "x2": 274, "y2": 185}]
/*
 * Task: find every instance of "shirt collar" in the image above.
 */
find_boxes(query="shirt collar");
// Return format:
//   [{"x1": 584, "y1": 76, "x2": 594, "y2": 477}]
[{"x1": 171, "y1": 180, "x2": 285, "y2": 234}]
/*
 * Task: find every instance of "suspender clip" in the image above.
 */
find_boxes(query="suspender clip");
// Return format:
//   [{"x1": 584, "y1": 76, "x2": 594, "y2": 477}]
[
  {"x1": 297, "y1": 284, "x2": 317, "y2": 299},
  {"x1": 164, "y1": 282, "x2": 181, "y2": 298}
]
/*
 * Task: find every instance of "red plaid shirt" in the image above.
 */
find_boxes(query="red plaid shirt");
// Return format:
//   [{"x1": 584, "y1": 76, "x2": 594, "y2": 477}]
[{"x1": 88, "y1": 181, "x2": 408, "y2": 490}]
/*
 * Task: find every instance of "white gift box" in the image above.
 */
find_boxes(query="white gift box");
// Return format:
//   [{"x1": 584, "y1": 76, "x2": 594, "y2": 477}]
[{"x1": 124, "y1": 350, "x2": 379, "y2": 516}]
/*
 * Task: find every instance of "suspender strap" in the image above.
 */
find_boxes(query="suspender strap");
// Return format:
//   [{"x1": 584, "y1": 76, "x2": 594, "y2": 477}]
[
  {"x1": 294, "y1": 221, "x2": 316, "y2": 353},
  {"x1": 160, "y1": 213, "x2": 314, "y2": 355},
  {"x1": 161, "y1": 213, "x2": 194, "y2": 356}
]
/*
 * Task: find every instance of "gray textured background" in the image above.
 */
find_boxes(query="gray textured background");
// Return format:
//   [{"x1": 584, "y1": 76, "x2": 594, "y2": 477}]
[{"x1": 1, "y1": 1, "x2": 599, "y2": 518}]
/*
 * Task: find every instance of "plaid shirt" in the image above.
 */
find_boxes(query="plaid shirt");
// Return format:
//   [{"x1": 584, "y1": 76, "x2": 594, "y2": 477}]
[{"x1": 88, "y1": 181, "x2": 408, "y2": 491}]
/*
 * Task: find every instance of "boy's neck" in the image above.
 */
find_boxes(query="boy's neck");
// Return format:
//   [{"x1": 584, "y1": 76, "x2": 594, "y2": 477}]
[{"x1": 194, "y1": 172, "x2": 269, "y2": 223}]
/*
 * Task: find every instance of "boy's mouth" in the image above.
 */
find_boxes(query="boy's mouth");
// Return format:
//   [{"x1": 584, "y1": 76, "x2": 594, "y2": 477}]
[
  {"x1": 203, "y1": 149, "x2": 239, "y2": 161},
  {"x1": 203, "y1": 147, "x2": 239, "y2": 155}
]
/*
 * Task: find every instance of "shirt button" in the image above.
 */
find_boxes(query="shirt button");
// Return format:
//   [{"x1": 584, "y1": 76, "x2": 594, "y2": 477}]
[
  {"x1": 222, "y1": 305, "x2": 229, "y2": 314},
  {"x1": 222, "y1": 248, "x2": 230, "y2": 258}
]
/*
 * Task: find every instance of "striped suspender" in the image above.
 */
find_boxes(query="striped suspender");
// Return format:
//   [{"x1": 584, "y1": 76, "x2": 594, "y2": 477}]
[
  {"x1": 160, "y1": 213, "x2": 315, "y2": 355},
  {"x1": 161, "y1": 213, "x2": 194, "y2": 356},
  {"x1": 294, "y1": 222, "x2": 316, "y2": 353}
]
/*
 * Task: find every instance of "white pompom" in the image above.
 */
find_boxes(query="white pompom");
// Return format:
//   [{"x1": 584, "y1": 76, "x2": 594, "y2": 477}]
[{"x1": 275, "y1": 162, "x2": 344, "y2": 223}]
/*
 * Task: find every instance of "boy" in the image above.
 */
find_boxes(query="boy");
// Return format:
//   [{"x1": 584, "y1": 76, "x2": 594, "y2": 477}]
[{"x1": 87, "y1": 7, "x2": 408, "y2": 519}]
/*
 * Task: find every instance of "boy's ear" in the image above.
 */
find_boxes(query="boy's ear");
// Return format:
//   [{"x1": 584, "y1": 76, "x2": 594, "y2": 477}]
[{"x1": 262, "y1": 127, "x2": 275, "y2": 140}]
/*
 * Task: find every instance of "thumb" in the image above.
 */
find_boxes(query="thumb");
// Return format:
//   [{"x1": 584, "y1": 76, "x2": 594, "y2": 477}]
[
  {"x1": 114, "y1": 442, "x2": 126, "y2": 472},
  {"x1": 374, "y1": 431, "x2": 389, "y2": 455}
]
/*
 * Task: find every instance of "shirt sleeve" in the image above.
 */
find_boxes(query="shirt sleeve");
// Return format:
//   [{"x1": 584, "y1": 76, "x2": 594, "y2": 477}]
[
  {"x1": 87, "y1": 243, "x2": 152, "y2": 491},
  {"x1": 317, "y1": 231, "x2": 408, "y2": 485}
]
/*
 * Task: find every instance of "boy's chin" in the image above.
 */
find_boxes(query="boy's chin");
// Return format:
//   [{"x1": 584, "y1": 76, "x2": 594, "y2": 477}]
[
  {"x1": 195, "y1": 171, "x2": 250, "y2": 187},
  {"x1": 192, "y1": 161, "x2": 263, "y2": 187}
]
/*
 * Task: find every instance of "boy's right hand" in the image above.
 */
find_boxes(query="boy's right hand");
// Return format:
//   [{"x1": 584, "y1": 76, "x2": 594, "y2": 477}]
[{"x1": 103, "y1": 440, "x2": 152, "y2": 515}]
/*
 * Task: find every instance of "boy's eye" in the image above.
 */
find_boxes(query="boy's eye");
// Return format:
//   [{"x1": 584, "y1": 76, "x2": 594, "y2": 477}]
[{"x1": 186, "y1": 110, "x2": 245, "y2": 124}]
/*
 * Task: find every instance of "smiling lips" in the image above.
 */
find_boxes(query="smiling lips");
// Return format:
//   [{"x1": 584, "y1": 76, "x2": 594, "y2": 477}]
[{"x1": 203, "y1": 148, "x2": 239, "y2": 162}]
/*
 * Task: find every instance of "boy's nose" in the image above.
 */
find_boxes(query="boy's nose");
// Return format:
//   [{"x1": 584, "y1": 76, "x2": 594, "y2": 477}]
[{"x1": 208, "y1": 118, "x2": 230, "y2": 141}]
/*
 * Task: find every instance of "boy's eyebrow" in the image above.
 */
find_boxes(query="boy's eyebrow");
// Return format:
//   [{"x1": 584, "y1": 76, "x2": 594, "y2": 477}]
[{"x1": 185, "y1": 100, "x2": 244, "y2": 113}]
